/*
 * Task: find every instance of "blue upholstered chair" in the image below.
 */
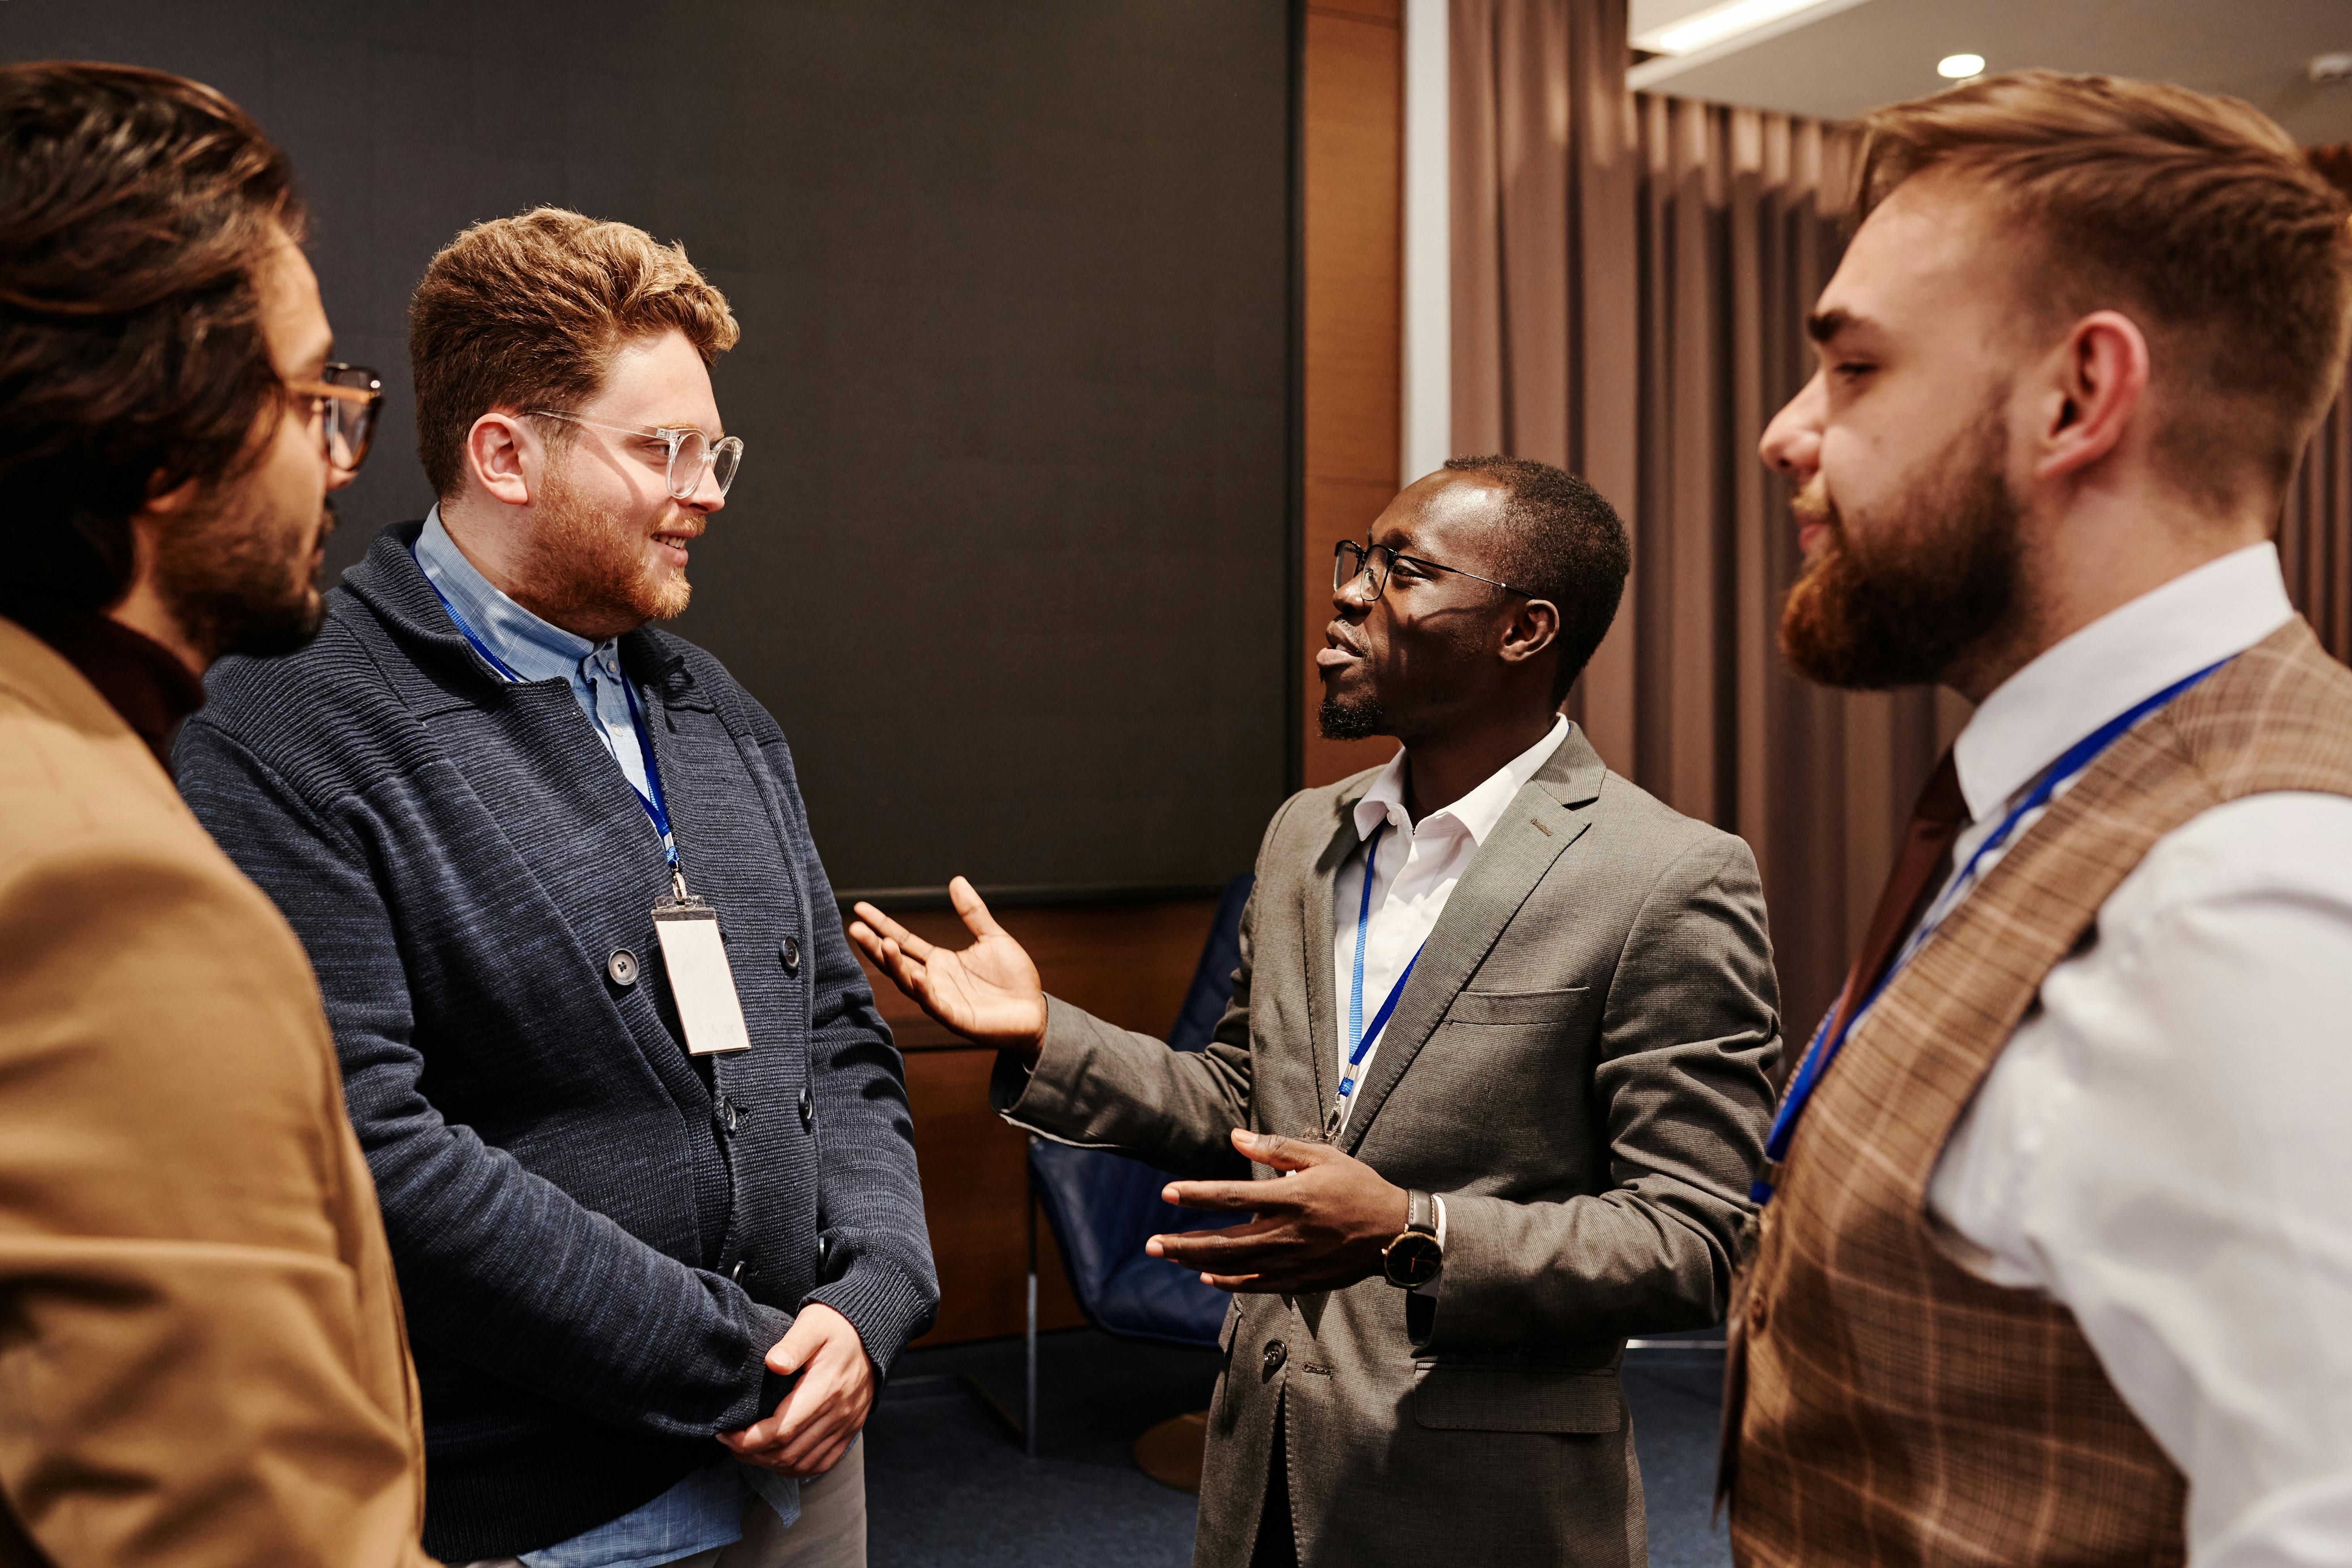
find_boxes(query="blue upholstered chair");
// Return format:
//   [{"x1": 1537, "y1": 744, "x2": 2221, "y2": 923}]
[{"x1": 1017, "y1": 873, "x2": 1254, "y2": 1452}]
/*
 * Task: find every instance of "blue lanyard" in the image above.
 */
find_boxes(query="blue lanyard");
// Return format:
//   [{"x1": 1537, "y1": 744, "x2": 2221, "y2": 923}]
[
  {"x1": 419, "y1": 568, "x2": 681, "y2": 877},
  {"x1": 1754, "y1": 654, "x2": 2231, "y2": 1203},
  {"x1": 616, "y1": 678, "x2": 677, "y2": 870},
  {"x1": 1339, "y1": 825, "x2": 1428, "y2": 1107}
]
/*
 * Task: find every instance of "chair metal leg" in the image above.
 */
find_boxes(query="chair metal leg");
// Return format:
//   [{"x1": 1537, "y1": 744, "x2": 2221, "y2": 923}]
[{"x1": 1024, "y1": 1145, "x2": 1039, "y2": 1458}]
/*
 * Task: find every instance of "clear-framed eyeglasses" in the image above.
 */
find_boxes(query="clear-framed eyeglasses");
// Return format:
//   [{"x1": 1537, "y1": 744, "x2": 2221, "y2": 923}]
[
  {"x1": 526, "y1": 409, "x2": 745, "y2": 501},
  {"x1": 1333, "y1": 538, "x2": 1531, "y2": 599}
]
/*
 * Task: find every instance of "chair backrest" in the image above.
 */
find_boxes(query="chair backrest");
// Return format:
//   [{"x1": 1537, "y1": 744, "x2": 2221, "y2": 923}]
[
  {"x1": 1167, "y1": 871, "x2": 1254, "y2": 1054},
  {"x1": 1028, "y1": 872, "x2": 1255, "y2": 1346}
]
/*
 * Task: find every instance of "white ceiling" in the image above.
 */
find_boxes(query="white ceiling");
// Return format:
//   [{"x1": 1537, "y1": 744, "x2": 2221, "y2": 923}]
[{"x1": 1628, "y1": 0, "x2": 2352, "y2": 146}]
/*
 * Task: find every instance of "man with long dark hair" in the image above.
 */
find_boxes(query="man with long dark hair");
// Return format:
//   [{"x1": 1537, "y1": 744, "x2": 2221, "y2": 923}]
[{"x1": 0, "y1": 62, "x2": 429, "y2": 1564}]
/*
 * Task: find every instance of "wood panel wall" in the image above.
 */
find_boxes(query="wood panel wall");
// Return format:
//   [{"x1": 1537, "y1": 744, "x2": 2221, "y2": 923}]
[
  {"x1": 888, "y1": 0, "x2": 1407, "y2": 1345},
  {"x1": 1303, "y1": 0, "x2": 1407, "y2": 788},
  {"x1": 860, "y1": 898, "x2": 1221, "y2": 1346}
]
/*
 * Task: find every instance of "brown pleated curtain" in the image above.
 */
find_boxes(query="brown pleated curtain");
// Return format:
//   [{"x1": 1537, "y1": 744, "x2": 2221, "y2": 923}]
[
  {"x1": 1451, "y1": 2, "x2": 2352, "y2": 1043},
  {"x1": 2283, "y1": 143, "x2": 2352, "y2": 655},
  {"x1": 1452, "y1": 0, "x2": 1955, "y2": 1037},
  {"x1": 2284, "y1": 397, "x2": 2352, "y2": 656}
]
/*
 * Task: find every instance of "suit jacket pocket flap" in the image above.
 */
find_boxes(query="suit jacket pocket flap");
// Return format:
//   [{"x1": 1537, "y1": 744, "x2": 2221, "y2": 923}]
[
  {"x1": 1447, "y1": 986, "x2": 1591, "y2": 1026},
  {"x1": 1410, "y1": 1363, "x2": 1623, "y2": 1433}
]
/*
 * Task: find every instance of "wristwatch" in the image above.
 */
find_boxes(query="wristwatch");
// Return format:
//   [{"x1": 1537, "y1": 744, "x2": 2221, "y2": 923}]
[{"x1": 1381, "y1": 1188, "x2": 1443, "y2": 1289}]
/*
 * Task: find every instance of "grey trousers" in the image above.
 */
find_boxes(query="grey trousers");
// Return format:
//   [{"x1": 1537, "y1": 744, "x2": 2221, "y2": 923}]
[{"x1": 455, "y1": 1443, "x2": 867, "y2": 1568}]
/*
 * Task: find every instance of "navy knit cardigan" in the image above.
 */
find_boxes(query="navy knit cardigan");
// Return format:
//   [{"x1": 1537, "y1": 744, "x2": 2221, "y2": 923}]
[{"x1": 176, "y1": 523, "x2": 937, "y2": 1560}]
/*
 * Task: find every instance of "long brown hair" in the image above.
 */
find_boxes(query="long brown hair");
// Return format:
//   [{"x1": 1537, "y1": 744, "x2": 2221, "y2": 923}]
[{"x1": 0, "y1": 61, "x2": 307, "y2": 626}]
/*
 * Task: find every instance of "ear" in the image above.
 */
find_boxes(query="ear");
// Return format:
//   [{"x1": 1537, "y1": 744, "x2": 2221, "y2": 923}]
[
  {"x1": 1497, "y1": 596, "x2": 1561, "y2": 671},
  {"x1": 116, "y1": 474, "x2": 191, "y2": 591},
  {"x1": 142, "y1": 470, "x2": 200, "y2": 515},
  {"x1": 120, "y1": 465, "x2": 204, "y2": 568},
  {"x1": 2032, "y1": 309, "x2": 2150, "y2": 485},
  {"x1": 465, "y1": 411, "x2": 538, "y2": 507}
]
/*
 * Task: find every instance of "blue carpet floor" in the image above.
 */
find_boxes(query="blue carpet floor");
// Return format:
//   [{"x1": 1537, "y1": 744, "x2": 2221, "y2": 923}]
[{"x1": 866, "y1": 1328, "x2": 1731, "y2": 1568}]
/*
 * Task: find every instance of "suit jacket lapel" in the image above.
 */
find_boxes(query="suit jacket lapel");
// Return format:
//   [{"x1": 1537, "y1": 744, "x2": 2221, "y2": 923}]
[
  {"x1": 1337, "y1": 725, "x2": 1607, "y2": 1154},
  {"x1": 1299, "y1": 784, "x2": 1370, "y2": 1134}
]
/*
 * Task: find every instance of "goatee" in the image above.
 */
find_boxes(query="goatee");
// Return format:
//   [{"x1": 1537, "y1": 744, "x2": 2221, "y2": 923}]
[
  {"x1": 1317, "y1": 689, "x2": 1388, "y2": 741},
  {"x1": 1779, "y1": 407, "x2": 2022, "y2": 691}
]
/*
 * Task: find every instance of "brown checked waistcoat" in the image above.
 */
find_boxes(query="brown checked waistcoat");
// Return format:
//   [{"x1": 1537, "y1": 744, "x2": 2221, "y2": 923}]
[{"x1": 1730, "y1": 617, "x2": 2352, "y2": 1568}]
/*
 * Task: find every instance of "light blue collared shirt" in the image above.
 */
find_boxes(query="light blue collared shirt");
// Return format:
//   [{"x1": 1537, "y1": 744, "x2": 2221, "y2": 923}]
[
  {"x1": 414, "y1": 508, "x2": 656, "y2": 804},
  {"x1": 411, "y1": 507, "x2": 799, "y2": 1568}
]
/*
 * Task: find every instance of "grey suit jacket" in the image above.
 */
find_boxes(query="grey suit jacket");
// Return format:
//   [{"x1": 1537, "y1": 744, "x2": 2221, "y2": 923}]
[{"x1": 994, "y1": 724, "x2": 1780, "y2": 1568}]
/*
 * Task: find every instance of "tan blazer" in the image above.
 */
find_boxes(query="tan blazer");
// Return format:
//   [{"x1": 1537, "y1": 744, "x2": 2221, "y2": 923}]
[{"x1": 0, "y1": 618, "x2": 431, "y2": 1567}]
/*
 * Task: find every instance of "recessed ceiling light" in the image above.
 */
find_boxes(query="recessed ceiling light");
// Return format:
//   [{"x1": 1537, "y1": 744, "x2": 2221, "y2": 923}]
[
  {"x1": 1938, "y1": 52, "x2": 1987, "y2": 79},
  {"x1": 1633, "y1": 0, "x2": 1850, "y2": 57}
]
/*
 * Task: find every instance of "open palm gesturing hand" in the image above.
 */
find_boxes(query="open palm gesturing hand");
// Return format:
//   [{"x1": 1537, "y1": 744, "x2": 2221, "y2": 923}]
[{"x1": 848, "y1": 876, "x2": 1048, "y2": 1055}]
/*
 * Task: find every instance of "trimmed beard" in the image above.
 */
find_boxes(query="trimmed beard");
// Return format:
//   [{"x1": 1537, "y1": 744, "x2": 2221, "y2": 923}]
[
  {"x1": 1317, "y1": 689, "x2": 1388, "y2": 741},
  {"x1": 152, "y1": 491, "x2": 331, "y2": 662},
  {"x1": 1779, "y1": 406, "x2": 2023, "y2": 691},
  {"x1": 521, "y1": 448, "x2": 693, "y2": 631}
]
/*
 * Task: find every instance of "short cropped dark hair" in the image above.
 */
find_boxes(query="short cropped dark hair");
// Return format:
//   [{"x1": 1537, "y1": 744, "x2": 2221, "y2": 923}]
[
  {"x1": 0, "y1": 62, "x2": 305, "y2": 627},
  {"x1": 1443, "y1": 455, "x2": 1630, "y2": 703}
]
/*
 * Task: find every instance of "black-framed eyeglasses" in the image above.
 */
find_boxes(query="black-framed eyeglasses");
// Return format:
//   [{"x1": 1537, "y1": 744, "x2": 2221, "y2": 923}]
[
  {"x1": 286, "y1": 361, "x2": 382, "y2": 475},
  {"x1": 1334, "y1": 539, "x2": 1532, "y2": 600}
]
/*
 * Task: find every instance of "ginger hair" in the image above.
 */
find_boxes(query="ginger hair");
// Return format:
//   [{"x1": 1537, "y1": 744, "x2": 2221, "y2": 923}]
[
  {"x1": 409, "y1": 207, "x2": 737, "y2": 499},
  {"x1": 1851, "y1": 70, "x2": 2352, "y2": 508}
]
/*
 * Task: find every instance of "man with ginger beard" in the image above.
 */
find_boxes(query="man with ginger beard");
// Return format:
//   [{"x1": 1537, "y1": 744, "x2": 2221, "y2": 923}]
[
  {"x1": 1779, "y1": 408, "x2": 2020, "y2": 690},
  {"x1": 1723, "y1": 71, "x2": 2352, "y2": 1567},
  {"x1": 0, "y1": 61, "x2": 430, "y2": 1563},
  {"x1": 176, "y1": 209, "x2": 935, "y2": 1568}
]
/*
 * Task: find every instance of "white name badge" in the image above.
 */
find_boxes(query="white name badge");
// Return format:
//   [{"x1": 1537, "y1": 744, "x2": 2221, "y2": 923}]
[{"x1": 652, "y1": 898, "x2": 753, "y2": 1056}]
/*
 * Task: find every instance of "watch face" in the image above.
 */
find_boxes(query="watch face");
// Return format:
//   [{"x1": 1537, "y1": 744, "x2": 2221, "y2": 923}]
[{"x1": 1383, "y1": 1231, "x2": 1443, "y2": 1288}]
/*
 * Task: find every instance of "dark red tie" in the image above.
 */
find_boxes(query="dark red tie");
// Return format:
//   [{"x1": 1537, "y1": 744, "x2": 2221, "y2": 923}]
[
  {"x1": 1818, "y1": 749, "x2": 1970, "y2": 1052},
  {"x1": 1717, "y1": 749, "x2": 1971, "y2": 1513}
]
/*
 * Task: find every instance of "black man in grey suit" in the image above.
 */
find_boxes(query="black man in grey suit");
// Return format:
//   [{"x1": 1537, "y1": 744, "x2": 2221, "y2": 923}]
[{"x1": 852, "y1": 457, "x2": 1780, "y2": 1568}]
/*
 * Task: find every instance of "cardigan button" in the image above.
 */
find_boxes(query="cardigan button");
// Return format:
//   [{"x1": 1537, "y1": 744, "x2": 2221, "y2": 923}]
[
  {"x1": 781, "y1": 936, "x2": 802, "y2": 975},
  {"x1": 606, "y1": 948, "x2": 640, "y2": 987},
  {"x1": 714, "y1": 1092, "x2": 748, "y2": 1136},
  {"x1": 1747, "y1": 1290, "x2": 1770, "y2": 1336},
  {"x1": 798, "y1": 1084, "x2": 815, "y2": 1129}
]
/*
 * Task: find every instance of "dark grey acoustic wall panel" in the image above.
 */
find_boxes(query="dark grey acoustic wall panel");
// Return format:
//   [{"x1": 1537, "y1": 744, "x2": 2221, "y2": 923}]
[{"x1": 4, "y1": 1, "x2": 1295, "y2": 896}]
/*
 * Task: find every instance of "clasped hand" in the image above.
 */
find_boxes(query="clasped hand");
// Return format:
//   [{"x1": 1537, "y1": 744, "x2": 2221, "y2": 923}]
[
  {"x1": 1151, "y1": 1129, "x2": 1409, "y2": 1294},
  {"x1": 719, "y1": 1302, "x2": 871, "y2": 1478}
]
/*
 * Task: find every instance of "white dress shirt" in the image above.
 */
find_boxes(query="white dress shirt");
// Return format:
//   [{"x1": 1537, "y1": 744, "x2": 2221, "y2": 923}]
[
  {"x1": 1914, "y1": 543, "x2": 2352, "y2": 1568},
  {"x1": 1329, "y1": 715, "x2": 1570, "y2": 1139}
]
